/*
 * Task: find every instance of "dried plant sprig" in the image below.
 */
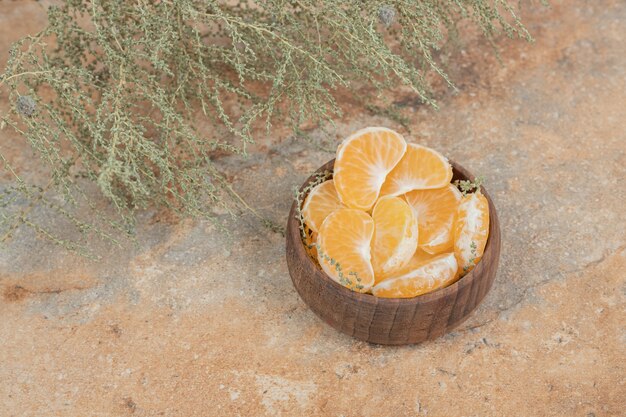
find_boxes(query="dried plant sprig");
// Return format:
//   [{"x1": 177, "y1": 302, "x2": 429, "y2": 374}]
[
  {"x1": 454, "y1": 176, "x2": 485, "y2": 197},
  {"x1": 0, "y1": 0, "x2": 530, "y2": 254},
  {"x1": 463, "y1": 240, "x2": 478, "y2": 273},
  {"x1": 316, "y1": 243, "x2": 365, "y2": 291}
]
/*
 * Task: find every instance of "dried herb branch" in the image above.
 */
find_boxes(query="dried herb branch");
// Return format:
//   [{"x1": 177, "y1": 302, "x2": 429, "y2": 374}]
[{"x1": 0, "y1": 0, "x2": 531, "y2": 254}]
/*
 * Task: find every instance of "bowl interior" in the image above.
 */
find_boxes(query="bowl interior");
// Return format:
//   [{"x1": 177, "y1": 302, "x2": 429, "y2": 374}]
[{"x1": 293, "y1": 158, "x2": 497, "y2": 306}]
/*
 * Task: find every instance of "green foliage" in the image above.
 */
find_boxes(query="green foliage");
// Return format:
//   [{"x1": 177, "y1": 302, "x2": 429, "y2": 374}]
[
  {"x1": 464, "y1": 240, "x2": 478, "y2": 273},
  {"x1": 316, "y1": 243, "x2": 365, "y2": 291},
  {"x1": 0, "y1": 0, "x2": 530, "y2": 254},
  {"x1": 454, "y1": 176, "x2": 485, "y2": 196}
]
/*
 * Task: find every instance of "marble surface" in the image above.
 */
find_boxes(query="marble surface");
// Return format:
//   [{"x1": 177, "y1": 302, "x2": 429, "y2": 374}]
[{"x1": 1, "y1": 1, "x2": 624, "y2": 415}]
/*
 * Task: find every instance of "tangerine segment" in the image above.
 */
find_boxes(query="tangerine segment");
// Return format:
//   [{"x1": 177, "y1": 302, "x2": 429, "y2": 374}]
[
  {"x1": 404, "y1": 184, "x2": 462, "y2": 255},
  {"x1": 372, "y1": 252, "x2": 458, "y2": 298},
  {"x1": 376, "y1": 248, "x2": 437, "y2": 283},
  {"x1": 371, "y1": 196, "x2": 418, "y2": 282},
  {"x1": 454, "y1": 191, "x2": 490, "y2": 276},
  {"x1": 380, "y1": 143, "x2": 452, "y2": 197},
  {"x1": 334, "y1": 127, "x2": 407, "y2": 211},
  {"x1": 317, "y1": 208, "x2": 375, "y2": 292},
  {"x1": 302, "y1": 179, "x2": 342, "y2": 233}
]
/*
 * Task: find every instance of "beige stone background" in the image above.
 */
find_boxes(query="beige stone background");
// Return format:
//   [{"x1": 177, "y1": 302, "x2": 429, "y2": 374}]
[{"x1": 1, "y1": 1, "x2": 625, "y2": 416}]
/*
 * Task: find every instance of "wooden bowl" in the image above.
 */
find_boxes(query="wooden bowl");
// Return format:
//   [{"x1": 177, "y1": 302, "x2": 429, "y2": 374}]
[{"x1": 285, "y1": 159, "x2": 501, "y2": 345}]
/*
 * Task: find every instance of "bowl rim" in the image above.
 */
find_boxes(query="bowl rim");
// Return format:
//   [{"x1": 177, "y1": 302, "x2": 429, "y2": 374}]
[{"x1": 288, "y1": 157, "x2": 499, "y2": 306}]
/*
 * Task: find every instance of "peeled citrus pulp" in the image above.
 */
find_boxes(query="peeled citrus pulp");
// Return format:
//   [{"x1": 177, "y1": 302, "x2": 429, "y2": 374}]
[
  {"x1": 370, "y1": 196, "x2": 418, "y2": 282},
  {"x1": 380, "y1": 143, "x2": 452, "y2": 196},
  {"x1": 405, "y1": 184, "x2": 461, "y2": 255},
  {"x1": 376, "y1": 248, "x2": 438, "y2": 283},
  {"x1": 454, "y1": 191, "x2": 490, "y2": 274},
  {"x1": 316, "y1": 208, "x2": 375, "y2": 293},
  {"x1": 372, "y1": 252, "x2": 458, "y2": 298},
  {"x1": 301, "y1": 127, "x2": 490, "y2": 298},
  {"x1": 301, "y1": 179, "x2": 342, "y2": 234},
  {"x1": 333, "y1": 127, "x2": 406, "y2": 211}
]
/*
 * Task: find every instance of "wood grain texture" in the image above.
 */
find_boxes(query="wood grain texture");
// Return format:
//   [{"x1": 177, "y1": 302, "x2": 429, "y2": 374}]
[{"x1": 286, "y1": 159, "x2": 501, "y2": 345}]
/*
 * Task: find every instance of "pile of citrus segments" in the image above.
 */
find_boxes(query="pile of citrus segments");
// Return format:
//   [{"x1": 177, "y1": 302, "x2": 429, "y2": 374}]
[{"x1": 301, "y1": 127, "x2": 490, "y2": 298}]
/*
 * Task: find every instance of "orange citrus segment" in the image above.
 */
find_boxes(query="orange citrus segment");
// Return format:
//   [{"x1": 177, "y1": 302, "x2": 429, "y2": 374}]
[
  {"x1": 411, "y1": 248, "x2": 439, "y2": 268},
  {"x1": 301, "y1": 179, "x2": 342, "y2": 233},
  {"x1": 380, "y1": 143, "x2": 452, "y2": 196},
  {"x1": 404, "y1": 184, "x2": 462, "y2": 255},
  {"x1": 334, "y1": 127, "x2": 407, "y2": 211},
  {"x1": 372, "y1": 252, "x2": 458, "y2": 298},
  {"x1": 454, "y1": 191, "x2": 490, "y2": 276},
  {"x1": 317, "y1": 208, "x2": 375, "y2": 292},
  {"x1": 376, "y1": 248, "x2": 437, "y2": 283},
  {"x1": 371, "y1": 196, "x2": 418, "y2": 282}
]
